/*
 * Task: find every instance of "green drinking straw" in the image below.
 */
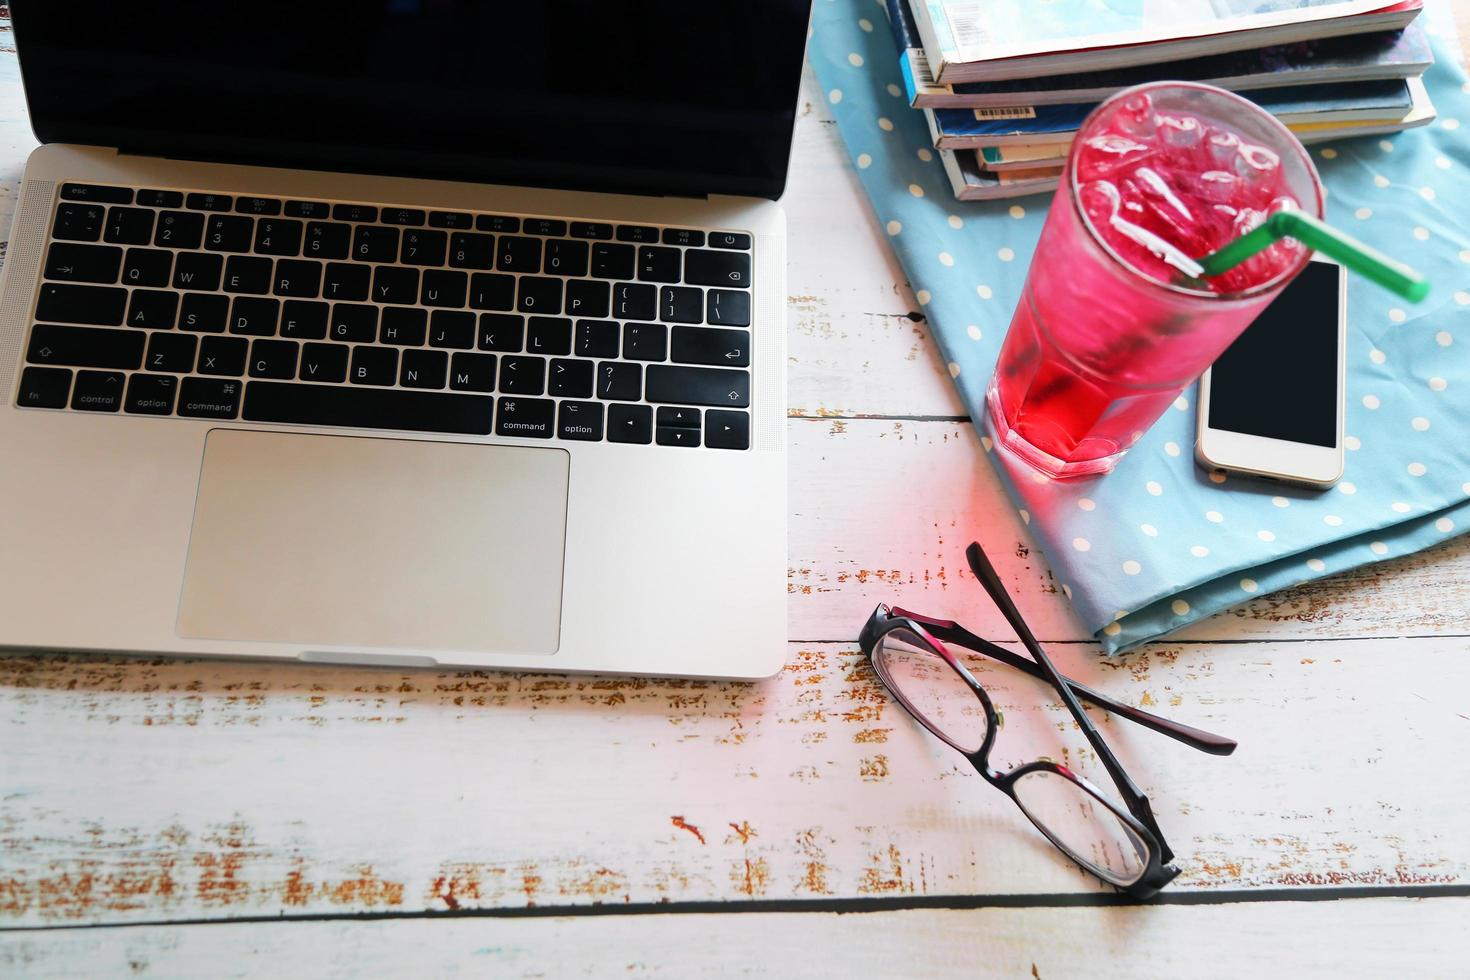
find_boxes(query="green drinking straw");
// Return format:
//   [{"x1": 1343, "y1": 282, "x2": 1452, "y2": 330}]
[{"x1": 1197, "y1": 209, "x2": 1430, "y2": 302}]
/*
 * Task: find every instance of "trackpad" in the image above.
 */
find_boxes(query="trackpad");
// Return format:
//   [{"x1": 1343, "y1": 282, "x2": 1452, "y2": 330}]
[{"x1": 178, "y1": 430, "x2": 569, "y2": 654}]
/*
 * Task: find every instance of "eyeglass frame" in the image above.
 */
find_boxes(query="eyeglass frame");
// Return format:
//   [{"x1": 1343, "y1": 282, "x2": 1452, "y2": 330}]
[{"x1": 856, "y1": 541, "x2": 1238, "y2": 900}]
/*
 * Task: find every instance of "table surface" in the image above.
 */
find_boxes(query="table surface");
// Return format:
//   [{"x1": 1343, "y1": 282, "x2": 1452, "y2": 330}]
[{"x1": 4, "y1": 7, "x2": 1470, "y2": 978}]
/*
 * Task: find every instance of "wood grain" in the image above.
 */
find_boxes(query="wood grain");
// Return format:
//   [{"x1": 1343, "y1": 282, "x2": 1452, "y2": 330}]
[{"x1": 4, "y1": 898, "x2": 1469, "y2": 978}]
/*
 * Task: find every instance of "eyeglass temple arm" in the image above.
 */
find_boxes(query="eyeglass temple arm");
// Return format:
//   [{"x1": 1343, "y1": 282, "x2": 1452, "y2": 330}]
[
  {"x1": 890, "y1": 608, "x2": 1236, "y2": 757},
  {"x1": 963, "y1": 542, "x2": 1176, "y2": 863}
]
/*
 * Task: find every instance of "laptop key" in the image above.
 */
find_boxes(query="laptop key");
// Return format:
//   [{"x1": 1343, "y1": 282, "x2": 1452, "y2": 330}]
[
  {"x1": 28, "y1": 324, "x2": 143, "y2": 369},
  {"x1": 430, "y1": 210, "x2": 474, "y2": 230},
  {"x1": 350, "y1": 346, "x2": 398, "y2": 385},
  {"x1": 180, "y1": 294, "x2": 229, "y2": 332},
  {"x1": 707, "y1": 288, "x2": 751, "y2": 327},
  {"x1": 607, "y1": 403, "x2": 653, "y2": 444},
  {"x1": 449, "y1": 232, "x2": 495, "y2": 270},
  {"x1": 137, "y1": 190, "x2": 184, "y2": 209},
  {"x1": 323, "y1": 262, "x2": 370, "y2": 301},
  {"x1": 304, "y1": 222, "x2": 351, "y2": 260},
  {"x1": 330, "y1": 304, "x2": 378, "y2": 342},
  {"x1": 103, "y1": 207, "x2": 155, "y2": 246},
  {"x1": 230, "y1": 297, "x2": 279, "y2": 336},
  {"x1": 709, "y1": 232, "x2": 752, "y2": 250},
  {"x1": 429, "y1": 310, "x2": 475, "y2": 349},
  {"x1": 36, "y1": 283, "x2": 128, "y2": 325},
  {"x1": 249, "y1": 339, "x2": 299, "y2": 379},
  {"x1": 173, "y1": 252, "x2": 223, "y2": 291},
  {"x1": 124, "y1": 374, "x2": 179, "y2": 416},
  {"x1": 71, "y1": 370, "x2": 126, "y2": 412},
  {"x1": 616, "y1": 225, "x2": 659, "y2": 244},
  {"x1": 223, "y1": 255, "x2": 272, "y2": 294},
  {"x1": 517, "y1": 276, "x2": 562, "y2": 314},
  {"x1": 198, "y1": 336, "x2": 248, "y2": 376},
  {"x1": 685, "y1": 249, "x2": 750, "y2": 288},
  {"x1": 44, "y1": 242, "x2": 122, "y2": 284},
  {"x1": 661, "y1": 286, "x2": 703, "y2": 324},
  {"x1": 246, "y1": 381, "x2": 495, "y2": 435},
  {"x1": 548, "y1": 358, "x2": 594, "y2": 398},
  {"x1": 122, "y1": 248, "x2": 173, "y2": 288},
  {"x1": 476, "y1": 214, "x2": 520, "y2": 233},
  {"x1": 545, "y1": 239, "x2": 589, "y2": 277},
  {"x1": 495, "y1": 396, "x2": 555, "y2": 438},
  {"x1": 353, "y1": 225, "x2": 399, "y2": 263},
  {"x1": 705, "y1": 409, "x2": 750, "y2": 450},
  {"x1": 499, "y1": 355, "x2": 546, "y2": 395},
  {"x1": 333, "y1": 203, "x2": 378, "y2": 223},
  {"x1": 570, "y1": 222, "x2": 613, "y2": 241},
  {"x1": 575, "y1": 319, "x2": 619, "y2": 359},
  {"x1": 281, "y1": 300, "x2": 329, "y2": 339},
  {"x1": 372, "y1": 265, "x2": 419, "y2": 304},
  {"x1": 237, "y1": 196, "x2": 282, "y2": 216},
  {"x1": 612, "y1": 282, "x2": 656, "y2": 321},
  {"x1": 662, "y1": 228, "x2": 705, "y2": 248},
  {"x1": 273, "y1": 259, "x2": 322, "y2": 298},
  {"x1": 526, "y1": 316, "x2": 572, "y2": 356},
  {"x1": 154, "y1": 211, "x2": 205, "y2": 249},
  {"x1": 206, "y1": 214, "x2": 254, "y2": 252},
  {"x1": 470, "y1": 273, "x2": 515, "y2": 311},
  {"x1": 127, "y1": 289, "x2": 179, "y2": 329},
  {"x1": 382, "y1": 207, "x2": 426, "y2": 227},
  {"x1": 591, "y1": 242, "x2": 634, "y2": 280},
  {"x1": 557, "y1": 400, "x2": 604, "y2": 440},
  {"x1": 565, "y1": 279, "x2": 610, "y2": 318},
  {"x1": 52, "y1": 202, "x2": 105, "y2": 241},
  {"x1": 658, "y1": 407, "x2": 701, "y2": 429},
  {"x1": 656, "y1": 425, "x2": 700, "y2": 448},
  {"x1": 421, "y1": 269, "x2": 468, "y2": 308},
  {"x1": 286, "y1": 201, "x2": 331, "y2": 219},
  {"x1": 596, "y1": 361, "x2": 642, "y2": 401},
  {"x1": 16, "y1": 366, "x2": 72, "y2": 409},
  {"x1": 187, "y1": 193, "x2": 233, "y2": 212},
  {"x1": 146, "y1": 332, "x2": 198, "y2": 373},
  {"x1": 477, "y1": 313, "x2": 524, "y2": 352},
  {"x1": 524, "y1": 218, "x2": 567, "y2": 237},
  {"x1": 401, "y1": 229, "x2": 447, "y2": 266},
  {"x1": 637, "y1": 246, "x2": 681, "y2": 284},
  {"x1": 61, "y1": 183, "x2": 132, "y2": 205},
  {"x1": 400, "y1": 349, "x2": 448, "y2": 389},
  {"x1": 254, "y1": 218, "x2": 303, "y2": 256},
  {"x1": 623, "y1": 323, "x2": 667, "y2": 361},
  {"x1": 672, "y1": 326, "x2": 750, "y2": 367},
  {"x1": 646, "y1": 364, "x2": 750, "y2": 408},
  {"x1": 178, "y1": 377, "x2": 242, "y2": 420},
  {"x1": 299, "y1": 342, "x2": 348, "y2": 383},
  {"x1": 380, "y1": 307, "x2": 427, "y2": 346},
  {"x1": 497, "y1": 236, "x2": 541, "y2": 273},
  {"x1": 450, "y1": 351, "x2": 496, "y2": 392}
]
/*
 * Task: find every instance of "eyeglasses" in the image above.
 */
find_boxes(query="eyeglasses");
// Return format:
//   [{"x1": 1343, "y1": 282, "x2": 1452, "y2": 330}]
[{"x1": 857, "y1": 541, "x2": 1237, "y2": 899}]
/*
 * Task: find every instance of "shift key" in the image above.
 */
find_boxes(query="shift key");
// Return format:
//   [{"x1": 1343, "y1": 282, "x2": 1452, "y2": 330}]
[
  {"x1": 645, "y1": 365, "x2": 750, "y2": 408},
  {"x1": 27, "y1": 324, "x2": 144, "y2": 370},
  {"x1": 36, "y1": 282, "x2": 128, "y2": 325}
]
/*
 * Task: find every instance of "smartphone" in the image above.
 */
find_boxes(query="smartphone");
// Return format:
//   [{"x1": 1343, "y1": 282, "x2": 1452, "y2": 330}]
[{"x1": 1195, "y1": 256, "x2": 1347, "y2": 489}]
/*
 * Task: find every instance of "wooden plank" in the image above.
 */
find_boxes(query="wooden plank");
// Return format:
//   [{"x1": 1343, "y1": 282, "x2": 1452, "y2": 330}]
[
  {"x1": 4, "y1": 897, "x2": 1468, "y2": 978},
  {"x1": 3, "y1": 636, "x2": 1466, "y2": 925}
]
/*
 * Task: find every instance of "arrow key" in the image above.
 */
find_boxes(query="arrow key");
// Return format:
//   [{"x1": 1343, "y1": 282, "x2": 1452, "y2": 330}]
[
  {"x1": 656, "y1": 425, "x2": 700, "y2": 448},
  {"x1": 70, "y1": 369, "x2": 126, "y2": 412},
  {"x1": 705, "y1": 409, "x2": 749, "y2": 451},
  {"x1": 607, "y1": 403, "x2": 653, "y2": 445},
  {"x1": 671, "y1": 326, "x2": 750, "y2": 368}
]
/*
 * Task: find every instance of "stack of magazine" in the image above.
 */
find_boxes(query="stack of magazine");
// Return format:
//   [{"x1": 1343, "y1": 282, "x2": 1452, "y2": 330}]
[{"x1": 886, "y1": 0, "x2": 1436, "y2": 200}]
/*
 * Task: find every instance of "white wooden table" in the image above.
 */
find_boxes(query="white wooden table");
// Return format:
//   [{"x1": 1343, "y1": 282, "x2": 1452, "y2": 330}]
[{"x1": 3, "y1": 9, "x2": 1470, "y2": 977}]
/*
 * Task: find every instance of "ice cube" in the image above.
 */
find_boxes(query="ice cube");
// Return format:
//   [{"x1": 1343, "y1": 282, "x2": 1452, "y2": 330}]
[
  {"x1": 1134, "y1": 166, "x2": 1194, "y2": 222},
  {"x1": 1195, "y1": 169, "x2": 1240, "y2": 205},
  {"x1": 1111, "y1": 92, "x2": 1154, "y2": 139},
  {"x1": 1156, "y1": 112, "x2": 1202, "y2": 149},
  {"x1": 1233, "y1": 142, "x2": 1281, "y2": 181},
  {"x1": 1206, "y1": 127, "x2": 1242, "y2": 167},
  {"x1": 1075, "y1": 134, "x2": 1154, "y2": 181}
]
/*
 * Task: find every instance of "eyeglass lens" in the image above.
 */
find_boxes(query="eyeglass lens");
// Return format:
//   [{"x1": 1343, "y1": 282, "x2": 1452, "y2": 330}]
[
  {"x1": 1010, "y1": 768, "x2": 1150, "y2": 886},
  {"x1": 872, "y1": 626, "x2": 989, "y2": 754}
]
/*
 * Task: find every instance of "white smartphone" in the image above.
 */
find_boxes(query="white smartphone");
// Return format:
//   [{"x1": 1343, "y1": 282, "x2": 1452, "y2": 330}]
[{"x1": 1196, "y1": 256, "x2": 1347, "y2": 489}]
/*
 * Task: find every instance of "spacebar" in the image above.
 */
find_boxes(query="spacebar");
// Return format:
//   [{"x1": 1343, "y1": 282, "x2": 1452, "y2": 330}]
[{"x1": 243, "y1": 382, "x2": 495, "y2": 435}]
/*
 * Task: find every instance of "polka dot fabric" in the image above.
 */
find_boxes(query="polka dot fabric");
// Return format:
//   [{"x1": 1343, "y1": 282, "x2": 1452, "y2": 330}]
[{"x1": 810, "y1": 1, "x2": 1470, "y2": 653}]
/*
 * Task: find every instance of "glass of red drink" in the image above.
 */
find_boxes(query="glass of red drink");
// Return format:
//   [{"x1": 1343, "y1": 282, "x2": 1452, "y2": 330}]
[{"x1": 987, "y1": 82, "x2": 1324, "y2": 479}]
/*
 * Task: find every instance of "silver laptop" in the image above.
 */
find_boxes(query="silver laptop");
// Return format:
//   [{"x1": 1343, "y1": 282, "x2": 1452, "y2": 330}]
[{"x1": 0, "y1": 2, "x2": 809, "y2": 678}]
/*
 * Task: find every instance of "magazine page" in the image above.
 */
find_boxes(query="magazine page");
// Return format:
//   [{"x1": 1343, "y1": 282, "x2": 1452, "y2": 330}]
[{"x1": 927, "y1": 0, "x2": 1408, "y2": 64}]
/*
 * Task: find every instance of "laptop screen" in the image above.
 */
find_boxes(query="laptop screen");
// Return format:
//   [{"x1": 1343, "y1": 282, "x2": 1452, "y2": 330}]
[{"x1": 13, "y1": 1, "x2": 813, "y2": 200}]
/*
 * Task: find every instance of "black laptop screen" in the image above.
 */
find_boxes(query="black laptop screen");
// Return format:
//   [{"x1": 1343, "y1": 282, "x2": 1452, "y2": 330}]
[{"x1": 12, "y1": 1, "x2": 812, "y2": 200}]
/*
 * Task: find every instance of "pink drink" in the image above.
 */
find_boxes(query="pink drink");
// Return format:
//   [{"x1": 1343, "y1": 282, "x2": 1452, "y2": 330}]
[{"x1": 987, "y1": 83, "x2": 1323, "y2": 478}]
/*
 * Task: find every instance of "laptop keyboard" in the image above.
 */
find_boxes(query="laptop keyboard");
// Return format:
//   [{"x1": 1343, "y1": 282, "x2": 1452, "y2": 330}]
[{"x1": 17, "y1": 182, "x2": 756, "y2": 450}]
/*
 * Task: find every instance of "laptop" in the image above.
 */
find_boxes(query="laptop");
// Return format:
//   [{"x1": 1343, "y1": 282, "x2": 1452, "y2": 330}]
[{"x1": 0, "y1": 2, "x2": 810, "y2": 679}]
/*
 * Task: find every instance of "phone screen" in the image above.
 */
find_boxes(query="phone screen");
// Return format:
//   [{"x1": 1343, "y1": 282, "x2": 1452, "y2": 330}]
[{"x1": 1207, "y1": 261, "x2": 1342, "y2": 448}]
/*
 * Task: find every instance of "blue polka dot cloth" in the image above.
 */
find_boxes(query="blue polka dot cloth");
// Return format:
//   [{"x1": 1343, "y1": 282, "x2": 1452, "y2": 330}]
[{"x1": 810, "y1": 0, "x2": 1470, "y2": 652}]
